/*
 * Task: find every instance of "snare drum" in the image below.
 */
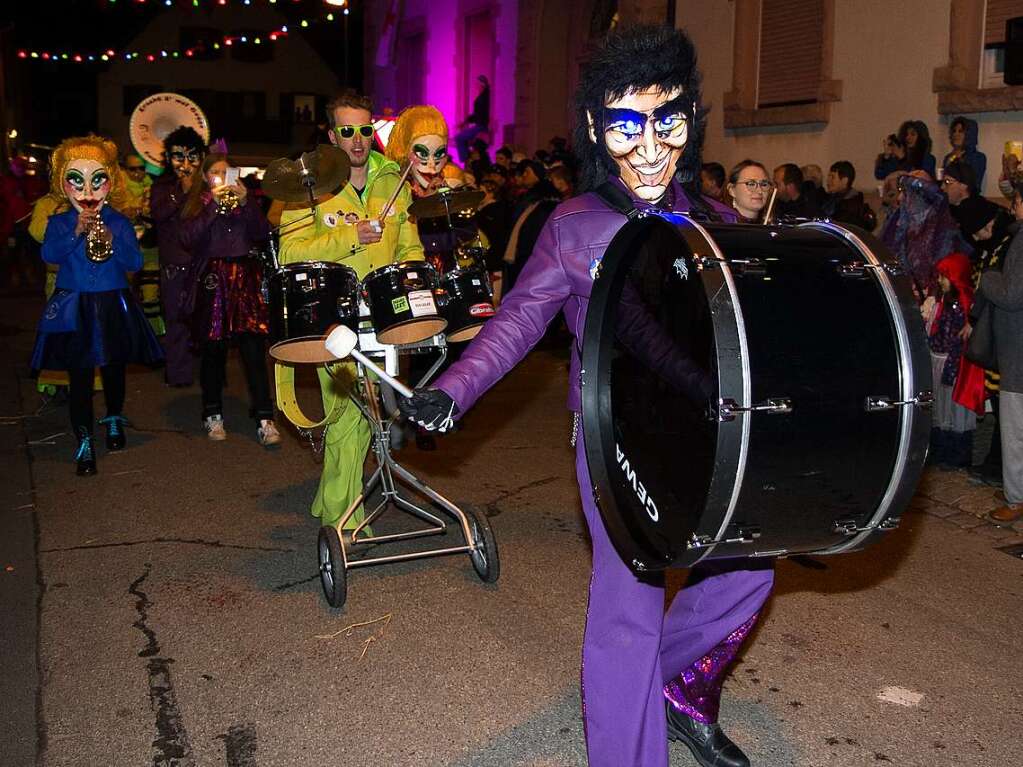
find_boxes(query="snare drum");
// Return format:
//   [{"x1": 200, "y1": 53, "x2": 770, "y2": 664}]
[
  {"x1": 439, "y1": 267, "x2": 494, "y2": 343},
  {"x1": 582, "y1": 216, "x2": 932, "y2": 572},
  {"x1": 362, "y1": 261, "x2": 447, "y2": 345},
  {"x1": 267, "y1": 261, "x2": 360, "y2": 364}
]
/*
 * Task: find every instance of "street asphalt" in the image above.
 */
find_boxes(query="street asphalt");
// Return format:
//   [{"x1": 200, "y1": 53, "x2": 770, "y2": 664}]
[{"x1": 1, "y1": 290, "x2": 1020, "y2": 767}]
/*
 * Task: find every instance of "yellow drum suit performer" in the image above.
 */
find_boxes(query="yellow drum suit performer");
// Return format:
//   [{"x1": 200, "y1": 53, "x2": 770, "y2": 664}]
[{"x1": 278, "y1": 89, "x2": 423, "y2": 530}]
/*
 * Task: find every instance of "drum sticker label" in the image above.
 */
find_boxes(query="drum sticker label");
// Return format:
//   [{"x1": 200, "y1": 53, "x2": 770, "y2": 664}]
[
  {"x1": 673, "y1": 258, "x2": 689, "y2": 281},
  {"x1": 392, "y1": 296, "x2": 411, "y2": 314},
  {"x1": 323, "y1": 213, "x2": 339, "y2": 228},
  {"x1": 469, "y1": 303, "x2": 495, "y2": 317},
  {"x1": 589, "y1": 256, "x2": 603, "y2": 281},
  {"x1": 407, "y1": 271, "x2": 419, "y2": 279},
  {"x1": 616, "y1": 443, "x2": 659, "y2": 522},
  {"x1": 407, "y1": 290, "x2": 437, "y2": 317}
]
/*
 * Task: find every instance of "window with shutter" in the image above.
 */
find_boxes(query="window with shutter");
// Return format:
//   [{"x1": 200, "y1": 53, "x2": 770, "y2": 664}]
[
  {"x1": 757, "y1": 0, "x2": 824, "y2": 108},
  {"x1": 724, "y1": 0, "x2": 840, "y2": 129},
  {"x1": 985, "y1": 0, "x2": 1023, "y2": 47},
  {"x1": 934, "y1": 0, "x2": 1023, "y2": 113}
]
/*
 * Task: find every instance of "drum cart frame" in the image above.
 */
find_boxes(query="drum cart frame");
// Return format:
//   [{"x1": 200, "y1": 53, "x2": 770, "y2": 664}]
[{"x1": 317, "y1": 336, "x2": 499, "y2": 609}]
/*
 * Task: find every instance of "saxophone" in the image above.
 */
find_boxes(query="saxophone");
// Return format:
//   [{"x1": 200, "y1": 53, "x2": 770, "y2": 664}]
[{"x1": 85, "y1": 204, "x2": 114, "y2": 263}]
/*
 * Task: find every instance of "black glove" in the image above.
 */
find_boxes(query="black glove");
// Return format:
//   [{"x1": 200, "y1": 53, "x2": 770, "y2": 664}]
[{"x1": 398, "y1": 388, "x2": 459, "y2": 433}]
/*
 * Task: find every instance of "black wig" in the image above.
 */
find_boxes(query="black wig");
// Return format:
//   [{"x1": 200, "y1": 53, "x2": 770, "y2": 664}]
[
  {"x1": 573, "y1": 24, "x2": 705, "y2": 193},
  {"x1": 162, "y1": 126, "x2": 207, "y2": 170}
]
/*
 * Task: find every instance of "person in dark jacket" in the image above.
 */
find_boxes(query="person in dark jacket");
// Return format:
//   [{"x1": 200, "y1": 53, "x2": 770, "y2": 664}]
[
  {"x1": 942, "y1": 116, "x2": 987, "y2": 191},
  {"x1": 963, "y1": 202, "x2": 1015, "y2": 486},
  {"x1": 823, "y1": 161, "x2": 876, "y2": 231},
  {"x1": 773, "y1": 162, "x2": 820, "y2": 219},
  {"x1": 179, "y1": 153, "x2": 279, "y2": 447},
  {"x1": 151, "y1": 126, "x2": 206, "y2": 386},
  {"x1": 454, "y1": 75, "x2": 490, "y2": 163},
  {"x1": 981, "y1": 184, "x2": 1023, "y2": 524},
  {"x1": 31, "y1": 136, "x2": 163, "y2": 475}
]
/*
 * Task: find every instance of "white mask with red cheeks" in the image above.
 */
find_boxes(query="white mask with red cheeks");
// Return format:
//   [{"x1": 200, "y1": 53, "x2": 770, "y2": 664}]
[
  {"x1": 410, "y1": 134, "x2": 449, "y2": 191},
  {"x1": 63, "y1": 159, "x2": 111, "y2": 213},
  {"x1": 590, "y1": 86, "x2": 690, "y2": 203}
]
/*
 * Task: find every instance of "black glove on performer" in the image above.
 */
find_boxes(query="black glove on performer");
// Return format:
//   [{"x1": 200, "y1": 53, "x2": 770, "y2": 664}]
[{"x1": 398, "y1": 388, "x2": 459, "y2": 433}]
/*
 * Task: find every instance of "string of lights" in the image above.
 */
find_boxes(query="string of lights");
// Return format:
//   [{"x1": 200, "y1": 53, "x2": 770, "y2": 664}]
[{"x1": 16, "y1": 8, "x2": 349, "y2": 64}]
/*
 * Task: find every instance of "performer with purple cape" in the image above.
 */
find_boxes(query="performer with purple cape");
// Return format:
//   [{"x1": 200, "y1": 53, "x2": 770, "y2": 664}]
[{"x1": 400, "y1": 25, "x2": 773, "y2": 767}]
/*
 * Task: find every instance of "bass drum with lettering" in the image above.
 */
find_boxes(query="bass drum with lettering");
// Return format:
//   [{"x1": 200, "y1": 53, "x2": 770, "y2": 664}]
[{"x1": 581, "y1": 215, "x2": 932, "y2": 573}]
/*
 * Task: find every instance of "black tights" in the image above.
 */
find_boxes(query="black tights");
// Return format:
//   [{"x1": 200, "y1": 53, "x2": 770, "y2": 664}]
[
  {"x1": 69, "y1": 364, "x2": 125, "y2": 436},
  {"x1": 199, "y1": 334, "x2": 273, "y2": 421}
]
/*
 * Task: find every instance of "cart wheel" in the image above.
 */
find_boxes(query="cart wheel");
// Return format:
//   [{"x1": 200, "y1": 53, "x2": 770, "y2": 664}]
[
  {"x1": 465, "y1": 506, "x2": 500, "y2": 583},
  {"x1": 318, "y1": 526, "x2": 348, "y2": 608}
]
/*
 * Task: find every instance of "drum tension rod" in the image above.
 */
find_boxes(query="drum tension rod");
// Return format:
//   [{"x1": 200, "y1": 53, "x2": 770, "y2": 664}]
[
  {"x1": 716, "y1": 397, "x2": 792, "y2": 422},
  {"x1": 834, "y1": 517, "x2": 901, "y2": 536},
  {"x1": 864, "y1": 392, "x2": 934, "y2": 412},
  {"x1": 687, "y1": 526, "x2": 762, "y2": 550}
]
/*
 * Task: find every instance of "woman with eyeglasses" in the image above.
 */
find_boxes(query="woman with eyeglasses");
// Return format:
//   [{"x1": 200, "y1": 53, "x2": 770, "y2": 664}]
[{"x1": 725, "y1": 160, "x2": 772, "y2": 223}]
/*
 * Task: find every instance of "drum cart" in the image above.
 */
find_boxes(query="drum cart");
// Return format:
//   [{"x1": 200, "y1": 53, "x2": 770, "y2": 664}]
[{"x1": 316, "y1": 332, "x2": 499, "y2": 609}]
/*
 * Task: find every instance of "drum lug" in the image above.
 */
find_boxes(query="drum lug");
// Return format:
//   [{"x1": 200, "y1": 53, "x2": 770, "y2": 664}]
[
  {"x1": 864, "y1": 391, "x2": 934, "y2": 412},
  {"x1": 716, "y1": 397, "x2": 793, "y2": 422},
  {"x1": 692, "y1": 255, "x2": 724, "y2": 271},
  {"x1": 837, "y1": 260, "x2": 880, "y2": 278},
  {"x1": 687, "y1": 526, "x2": 762, "y2": 550},
  {"x1": 730, "y1": 258, "x2": 766, "y2": 277},
  {"x1": 834, "y1": 517, "x2": 901, "y2": 536}
]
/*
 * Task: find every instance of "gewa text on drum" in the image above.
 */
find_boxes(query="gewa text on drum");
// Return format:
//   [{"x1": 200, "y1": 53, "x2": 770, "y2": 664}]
[{"x1": 581, "y1": 215, "x2": 932, "y2": 572}]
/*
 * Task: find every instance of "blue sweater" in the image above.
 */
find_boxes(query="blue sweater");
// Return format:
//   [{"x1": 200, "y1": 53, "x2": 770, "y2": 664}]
[{"x1": 43, "y1": 206, "x2": 142, "y2": 292}]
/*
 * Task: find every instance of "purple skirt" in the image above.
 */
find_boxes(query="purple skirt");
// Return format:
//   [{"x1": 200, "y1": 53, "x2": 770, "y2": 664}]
[
  {"x1": 192, "y1": 258, "x2": 269, "y2": 343},
  {"x1": 31, "y1": 288, "x2": 165, "y2": 371}
]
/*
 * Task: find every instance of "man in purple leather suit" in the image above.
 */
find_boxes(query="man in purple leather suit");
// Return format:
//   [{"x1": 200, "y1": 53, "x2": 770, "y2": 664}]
[
  {"x1": 151, "y1": 126, "x2": 206, "y2": 386},
  {"x1": 401, "y1": 26, "x2": 774, "y2": 767}
]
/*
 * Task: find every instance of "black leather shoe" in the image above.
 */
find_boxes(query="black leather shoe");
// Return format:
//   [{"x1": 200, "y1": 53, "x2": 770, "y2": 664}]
[
  {"x1": 100, "y1": 415, "x2": 128, "y2": 451},
  {"x1": 666, "y1": 701, "x2": 750, "y2": 767},
  {"x1": 74, "y1": 429, "x2": 97, "y2": 477}
]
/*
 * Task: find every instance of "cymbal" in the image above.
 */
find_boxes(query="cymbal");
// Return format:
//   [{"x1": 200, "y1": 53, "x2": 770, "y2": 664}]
[
  {"x1": 408, "y1": 189, "x2": 485, "y2": 219},
  {"x1": 263, "y1": 145, "x2": 351, "y2": 203}
]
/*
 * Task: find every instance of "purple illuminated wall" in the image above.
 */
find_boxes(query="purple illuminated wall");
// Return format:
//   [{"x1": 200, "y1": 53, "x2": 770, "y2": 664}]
[{"x1": 367, "y1": 0, "x2": 518, "y2": 151}]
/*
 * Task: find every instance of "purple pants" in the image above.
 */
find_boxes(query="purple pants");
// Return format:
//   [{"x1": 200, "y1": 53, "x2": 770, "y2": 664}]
[
  {"x1": 160, "y1": 265, "x2": 193, "y2": 386},
  {"x1": 575, "y1": 434, "x2": 774, "y2": 767}
]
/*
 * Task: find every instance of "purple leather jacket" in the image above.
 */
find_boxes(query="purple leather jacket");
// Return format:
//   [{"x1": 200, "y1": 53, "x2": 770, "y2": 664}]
[{"x1": 434, "y1": 177, "x2": 737, "y2": 414}]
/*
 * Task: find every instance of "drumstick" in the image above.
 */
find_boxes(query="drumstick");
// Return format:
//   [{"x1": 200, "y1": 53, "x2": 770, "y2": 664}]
[
  {"x1": 762, "y1": 187, "x2": 778, "y2": 224},
  {"x1": 378, "y1": 157, "x2": 416, "y2": 222},
  {"x1": 324, "y1": 326, "x2": 415, "y2": 398}
]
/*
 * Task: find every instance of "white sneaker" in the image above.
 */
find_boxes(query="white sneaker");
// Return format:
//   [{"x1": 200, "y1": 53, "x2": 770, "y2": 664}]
[
  {"x1": 258, "y1": 419, "x2": 281, "y2": 447},
  {"x1": 204, "y1": 414, "x2": 227, "y2": 441}
]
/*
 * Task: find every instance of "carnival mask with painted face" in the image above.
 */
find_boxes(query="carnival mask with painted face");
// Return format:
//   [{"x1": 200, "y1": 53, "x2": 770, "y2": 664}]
[
  {"x1": 169, "y1": 145, "x2": 202, "y2": 180},
  {"x1": 63, "y1": 159, "x2": 111, "y2": 213},
  {"x1": 594, "y1": 86, "x2": 690, "y2": 202},
  {"x1": 410, "y1": 134, "x2": 449, "y2": 189}
]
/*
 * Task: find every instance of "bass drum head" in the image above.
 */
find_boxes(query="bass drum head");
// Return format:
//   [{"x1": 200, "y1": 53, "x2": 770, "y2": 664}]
[{"x1": 582, "y1": 216, "x2": 720, "y2": 571}]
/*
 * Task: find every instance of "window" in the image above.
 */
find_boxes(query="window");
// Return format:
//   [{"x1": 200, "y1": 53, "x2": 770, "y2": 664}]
[
  {"x1": 757, "y1": 0, "x2": 823, "y2": 108},
  {"x1": 934, "y1": 0, "x2": 1023, "y2": 113},
  {"x1": 723, "y1": 0, "x2": 841, "y2": 129}
]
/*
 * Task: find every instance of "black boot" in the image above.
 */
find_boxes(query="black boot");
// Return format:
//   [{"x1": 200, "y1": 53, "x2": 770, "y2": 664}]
[
  {"x1": 74, "y1": 428, "x2": 97, "y2": 476},
  {"x1": 666, "y1": 701, "x2": 750, "y2": 767},
  {"x1": 100, "y1": 415, "x2": 128, "y2": 451}
]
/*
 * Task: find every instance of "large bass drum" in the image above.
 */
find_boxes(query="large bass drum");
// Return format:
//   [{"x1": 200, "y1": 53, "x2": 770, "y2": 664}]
[{"x1": 581, "y1": 215, "x2": 932, "y2": 573}]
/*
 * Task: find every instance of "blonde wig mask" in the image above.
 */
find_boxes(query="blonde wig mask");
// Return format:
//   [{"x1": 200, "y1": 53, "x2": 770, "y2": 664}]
[
  {"x1": 48, "y1": 135, "x2": 127, "y2": 214},
  {"x1": 385, "y1": 106, "x2": 450, "y2": 191}
]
